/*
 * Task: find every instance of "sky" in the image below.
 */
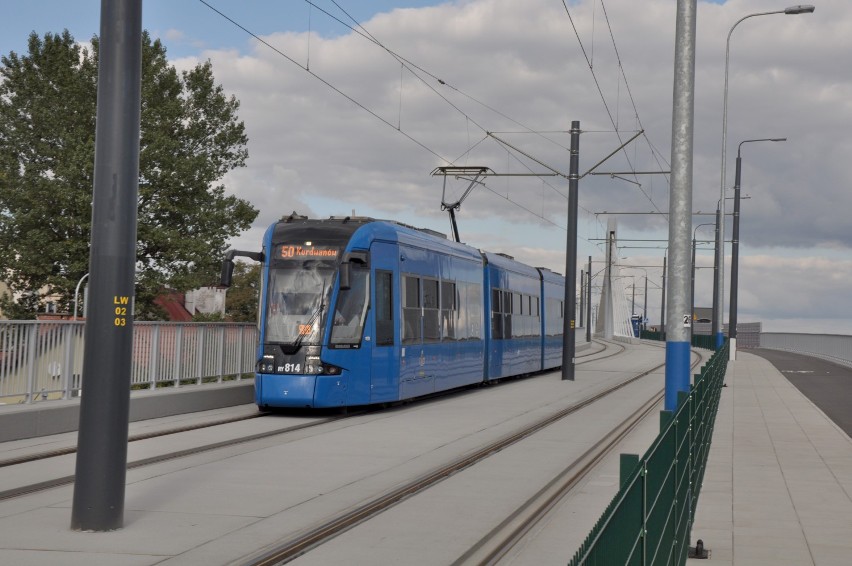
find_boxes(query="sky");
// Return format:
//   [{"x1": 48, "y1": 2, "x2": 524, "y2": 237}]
[{"x1": 1, "y1": 0, "x2": 848, "y2": 334}]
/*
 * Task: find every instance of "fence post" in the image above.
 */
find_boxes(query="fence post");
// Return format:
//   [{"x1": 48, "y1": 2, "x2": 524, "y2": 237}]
[
  {"x1": 196, "y1": 324, "x2": 205, "y2": 385},
  {"x1": 61, "y1": 323, "x2": 75, "y2": 400},
  {"x1": 24, "y1": 323, "x2": 39, "y2": 404},
  {"x1": 236, "y1": 325, "x2": 245, "y2": 381},
  {"x1": 174, "y1": 325, "x2": 183, "y2": 388},
  {"x1": 217, "y1": 325, "x2": 226, "y2": 383},
  {"x1": 642, "y1": 459, "x2": 649, "y2": 564},
  {"x1": 677, "y1": 389, "x2": 691, "y2": 557},
  {"x1": 149, "y1": 324, "x2": 160, "y2": 390}
]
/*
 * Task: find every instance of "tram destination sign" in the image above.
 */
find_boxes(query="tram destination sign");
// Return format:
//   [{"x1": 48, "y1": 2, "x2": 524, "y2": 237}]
[{"x1": 276, "y1": 244, "x2": 339, "y2": 260}]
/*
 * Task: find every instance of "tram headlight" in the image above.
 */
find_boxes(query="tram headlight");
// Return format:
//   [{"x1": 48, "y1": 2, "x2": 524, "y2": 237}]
[
  {"x1": 320, "y1": 362, "x2": 342, "y2": 375},
  {"x1": 259, "y1": 355, "x2": 275, "y2": 374}
]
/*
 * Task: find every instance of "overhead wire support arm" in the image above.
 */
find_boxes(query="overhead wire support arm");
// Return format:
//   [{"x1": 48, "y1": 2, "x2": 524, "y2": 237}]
[
  {"x1": 609, "y1": 174, "x2": 642, "y2": 187},
  {"x1": 579, "y1": 129, "x2": 644, "y2": 179},
  {"x1": 593, "y1": 211, "x2": 724, "y2": 216},
  {"x1": 587, "y1": 171, "x2": 671, "y2": 175},
  {"x1": 431, "y1": 166, "x2": 494, "y2": 243},
  {"x1": 486, "y1": 132, "x2": 568, "y2": 178}
]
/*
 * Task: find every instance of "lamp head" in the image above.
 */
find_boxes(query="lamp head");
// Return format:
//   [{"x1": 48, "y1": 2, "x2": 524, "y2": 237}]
[{"x1": 784, "y1": 5, "x2": 815, "y2": 14}]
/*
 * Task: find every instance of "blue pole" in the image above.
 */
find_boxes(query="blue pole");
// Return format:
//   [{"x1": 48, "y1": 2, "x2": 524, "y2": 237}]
[{"x1": 665, "y1": 0, "x2": 697, "y2": 411}]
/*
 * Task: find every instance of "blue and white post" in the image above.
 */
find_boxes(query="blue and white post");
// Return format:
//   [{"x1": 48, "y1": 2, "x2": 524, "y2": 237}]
[{"x1": 665, "y1": 0, "x2": 697, "y2": 411}]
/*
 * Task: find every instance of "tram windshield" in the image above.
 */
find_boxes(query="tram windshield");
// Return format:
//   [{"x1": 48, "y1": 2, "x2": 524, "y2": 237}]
[
  {"x1": 264, "y1": 264, "x2": 334, "y2": 345},
  {"x1": 330, "y1": 266, "x2": 369, "y2": 346}
]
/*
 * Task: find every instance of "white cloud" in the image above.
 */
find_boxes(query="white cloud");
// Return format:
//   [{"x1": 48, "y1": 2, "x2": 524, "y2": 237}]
[
  {"x1": 164, "y1": 0, "x2": 851, "y2": 332},
  {"x1": 164, "y1": 28, "x2": 184, "y2": 42}
]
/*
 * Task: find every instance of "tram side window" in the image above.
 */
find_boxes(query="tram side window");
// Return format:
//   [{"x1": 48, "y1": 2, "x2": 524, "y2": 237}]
[
  {"x1": 403, "y1": 275, "x2": 421, "y2": 344},
  {"x1": 376, "y1": 270, "x2": 394, "y2": 346},
  {"x1": 503, "y1": 290, "x2": 513, "y2": 338},
  {"x1": 546, "y1": 297, "x2": 563, "y2": 336},
  {"x1": 330, "y1": 268, "x2": 370, "y2": 346},
  {"x1": 459, "y1": 282, "x2": 483, "y2": 341},
  {"x1": 456, "y1": 283, "x2": 468, "y2": 340},
  {"x1": 532, "y1": 296, "x2": 541, "y2": 336},
  {"x1": 423, "y1": 279, "x2": 440, "y2": 343},
  {"x1": 441, "y1": 280, "x2": 456, "y2": 341},
  {"x1": 491, "y1": 288, "x2": 503, "y2": 339},
  {"x1": 525, "y1": 295, "x2": 533, "y2": 337},
  {"x1": 467, "y1": 283, "x2": 483, "y2": 339}
]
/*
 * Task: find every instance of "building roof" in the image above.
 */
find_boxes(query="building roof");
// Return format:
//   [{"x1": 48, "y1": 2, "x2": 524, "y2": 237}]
[{"x1": 154, "y1": 292, "x2": 193, "y2": 322}]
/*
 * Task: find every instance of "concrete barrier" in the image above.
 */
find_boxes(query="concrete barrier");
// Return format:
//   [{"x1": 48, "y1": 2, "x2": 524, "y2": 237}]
[{"x1": 0, "y1": 381, "x2": 255, "y2": 442}]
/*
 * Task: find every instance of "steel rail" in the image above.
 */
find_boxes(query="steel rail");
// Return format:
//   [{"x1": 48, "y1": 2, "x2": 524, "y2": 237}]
[
  {"x1": 0, "y1": 339, "x2": 622, "y2": 502},
  {"x1": 0, "y1": 411, "x2": 269, "y2": 468},
  {"x1": 244, "y1": 343, "x2": 696, "y2": 566},
  {"x1": 457, "y1": 349, "x2": 705, "y2": 565},
  {"x1": 1, "y1": 339, "x2": 614, "y2": 469},
  {"x1": 0, "y1": 413, "x2": 352, "y2": 501}
]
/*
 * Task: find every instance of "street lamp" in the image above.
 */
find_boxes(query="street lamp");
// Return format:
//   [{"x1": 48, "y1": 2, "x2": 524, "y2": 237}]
[
  {"x1": 691, "y1": 222, "x2": 714, "y2": 327},
  {"x1": 73, "y1": 273, "x2": 90, "y2": 320},
  {"x1": 715, "y1": 4, "x2": 815, "y2": 350},
  {"x1": 729, "y1": 137, "x2": 786, "y2": 360}
]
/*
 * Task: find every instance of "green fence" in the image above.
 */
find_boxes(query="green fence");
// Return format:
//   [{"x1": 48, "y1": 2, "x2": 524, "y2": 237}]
[{"x1": 568, "y1": 341, "x2": 729, "y2": 566}]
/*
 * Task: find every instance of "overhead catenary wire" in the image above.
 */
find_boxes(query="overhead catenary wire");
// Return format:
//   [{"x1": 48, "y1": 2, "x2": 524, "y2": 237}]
[
  {"x1": 598, "y1": 1, "x2": 671, "y2": 172},
  {"x1": 197, "y1": 0, "x2": 450, "y2": 163},
  {"x1": 198, "y1": 0, "x2": 583, "y2": 238},
  {"x1": 560, "y1": 0, "x2": 667, "y2": 214},
  {"x1": 199, "y1": 0, "x2": 652, "y2": 240},
  {"x1": 313, "y1": 0, "x2": 583, "y2": 161},
  {"x1": 199, "y1": 1, "x2": 572, "y2": 174},
  {"x1": 598, "y1": 0, "x2": 672, "y2": 179}
]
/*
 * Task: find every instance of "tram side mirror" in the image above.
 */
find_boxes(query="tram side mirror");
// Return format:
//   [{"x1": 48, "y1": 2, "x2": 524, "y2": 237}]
[
  {"x1": 221, "y1": 259, "x2": 235, "y2": 288},
  {"x1": 219, "y1": 250, "x2": 263, "y2": 288},
  {"x1": 339, "y1": 251, "x2": 368, "y2": 291},
  {"x1": 340, "y1": 261, "x2": 351, "y2": 290}
]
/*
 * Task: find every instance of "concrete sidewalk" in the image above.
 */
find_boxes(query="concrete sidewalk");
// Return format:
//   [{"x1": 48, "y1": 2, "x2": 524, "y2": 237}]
[{"x1": 690, "y1": 351, "x2": 852, "y2": 565}]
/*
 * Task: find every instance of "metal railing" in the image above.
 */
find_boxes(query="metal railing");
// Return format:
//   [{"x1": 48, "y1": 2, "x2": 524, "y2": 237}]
[
  {"x1": 760, "y1": 332, "x2": 852, "y2": 369},
  {"x1": 569, "y1": 342, "x2": 729, "y2": 566},
  {"x1": 0, "y1": 321, "x2": 257, "y2": 404}
]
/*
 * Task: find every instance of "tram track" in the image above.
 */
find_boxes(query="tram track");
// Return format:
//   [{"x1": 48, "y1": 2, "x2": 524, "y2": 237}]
[
  {"x1": 0, "y1": 338, "x2": 616, "y2": 470},
  {"x1": 0, "y1": 338, "x2": 632, "y2": 504},
  {"x1": 244, "y1": 345, "x2": 706, "y2": 566},
  {"x1": 0, "y1": 412, "x2": 358, "y2": 502},
  {"x1": 454, "y1": 378, "x2": 670, "y2": 565},
  {"x1": 459, "y1": 341, "x2": 702, "y2": 566},
  {"x1": 0, "y1": 410, "x2": 269, "y2": 469}
]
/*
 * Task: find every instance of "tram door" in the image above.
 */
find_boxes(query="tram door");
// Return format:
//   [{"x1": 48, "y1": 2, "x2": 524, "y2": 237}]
[{"x1": 370, "y1": 242, "x2": 400, "y2": 403}]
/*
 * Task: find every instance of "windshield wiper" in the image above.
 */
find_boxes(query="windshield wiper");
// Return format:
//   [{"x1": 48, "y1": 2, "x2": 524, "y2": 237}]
[{"x1": 291, "y1": 301, "x2": 324, "y2": 350}]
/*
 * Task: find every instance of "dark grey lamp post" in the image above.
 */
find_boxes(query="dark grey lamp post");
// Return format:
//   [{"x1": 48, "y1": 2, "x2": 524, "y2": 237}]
[
  {"x1": 729, "y1": 137, "x2": 786, "y2": 360},
  {"x1": 714, "y1": 4, "x2": 814, "y2": 351}
]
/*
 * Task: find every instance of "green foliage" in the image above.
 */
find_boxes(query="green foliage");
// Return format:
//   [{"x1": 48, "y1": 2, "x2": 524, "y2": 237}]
[
  {"x1": 225, "y1": 262, "x2": 261, "y2": 322},
  {"x1": 0, "y1": 30, "x2": 258, "y2": 319},
  {"x1": 192, "y1": 311, "x2": 225, "y2": 323},
  {"x1": 0, "y1": 291, "x2": 36, "y2": 320}
]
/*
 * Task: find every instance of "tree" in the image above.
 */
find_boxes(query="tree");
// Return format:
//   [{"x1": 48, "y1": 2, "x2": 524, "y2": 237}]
[
  {"x1": 0, "y1": 30, "x2": 258, "y2": 319},
  {"x1": 224, "y1": 262, "x2": 261, "y2": 322}
]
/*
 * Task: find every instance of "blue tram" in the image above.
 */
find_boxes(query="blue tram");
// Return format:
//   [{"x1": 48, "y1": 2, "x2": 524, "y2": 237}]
[{"x1": 221, "y1": 215, "x2": 566, "y2": 409}]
